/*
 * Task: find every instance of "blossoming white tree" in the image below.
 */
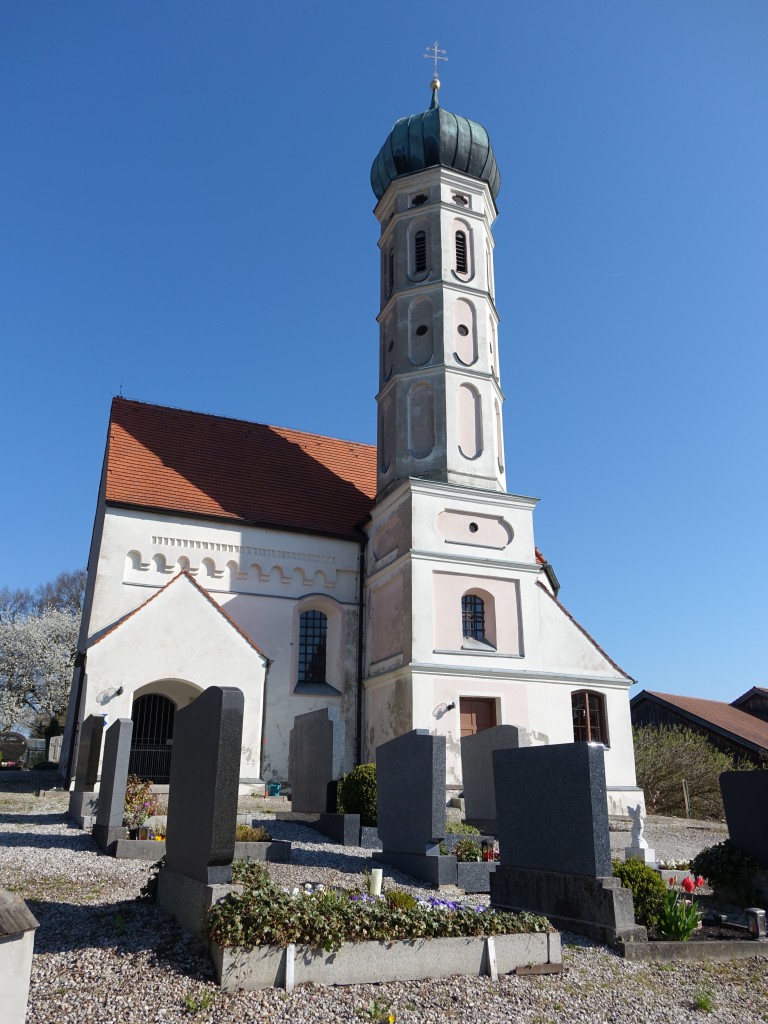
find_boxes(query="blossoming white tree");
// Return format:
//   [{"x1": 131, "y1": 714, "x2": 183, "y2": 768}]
[{"x1": 0, "y1": 572, "x2": 83, "y2": 731}]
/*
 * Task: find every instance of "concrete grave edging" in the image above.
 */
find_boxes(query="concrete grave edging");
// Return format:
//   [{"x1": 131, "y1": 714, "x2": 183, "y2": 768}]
[{"x1": 211, "y1": 931, "x2": 561, "y2": 992}]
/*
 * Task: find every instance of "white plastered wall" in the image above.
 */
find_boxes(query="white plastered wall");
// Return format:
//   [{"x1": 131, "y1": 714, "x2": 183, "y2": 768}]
[
  {"x1": 82, "y1": 573, "x2": 267, "y2": 779},
  {"x1": 68, "y1": 506, "x2": 364, "y2": 782}
]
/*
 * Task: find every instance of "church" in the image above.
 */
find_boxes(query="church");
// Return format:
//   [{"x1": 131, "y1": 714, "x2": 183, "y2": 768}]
[{"x1": 61, "y1": 75, "x2": 642, "y2": 815}]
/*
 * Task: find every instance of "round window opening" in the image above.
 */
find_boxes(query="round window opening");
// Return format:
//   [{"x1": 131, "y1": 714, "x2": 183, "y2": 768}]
[
  {"x1": 469, "y1": 522, "x2": 479, "y2": 533},
  {"x1": 457, "y1": 324, "x2": 469, "y2": 336},
  {"x1": 415, "y1": 325, "x2": 429, "y2": 337}
]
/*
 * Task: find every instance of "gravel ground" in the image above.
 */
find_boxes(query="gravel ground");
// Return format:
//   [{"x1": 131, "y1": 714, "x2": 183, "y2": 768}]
[{"x1": 1, "y1": 788, "x2": 766, "y2": 1024}]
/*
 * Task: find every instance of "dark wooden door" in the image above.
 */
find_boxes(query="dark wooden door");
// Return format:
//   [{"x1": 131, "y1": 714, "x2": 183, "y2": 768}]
[{"x1": 459, "y1": 697, "x2": 496, "y2": 737}]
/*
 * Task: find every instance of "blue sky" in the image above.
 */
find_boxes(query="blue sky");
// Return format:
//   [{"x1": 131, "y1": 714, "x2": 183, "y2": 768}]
[{"x1": 2, "y1": 2, "x2": 766, "y2": 702}]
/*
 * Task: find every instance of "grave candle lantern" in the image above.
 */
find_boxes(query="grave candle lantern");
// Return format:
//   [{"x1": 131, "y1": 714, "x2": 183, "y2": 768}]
[{"x1": 746, "y1": 908, "x2": 767, "y2": 940}]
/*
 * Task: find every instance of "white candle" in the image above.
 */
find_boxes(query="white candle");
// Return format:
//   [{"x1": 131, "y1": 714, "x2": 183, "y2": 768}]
[{"x1": 369, "y1": 867, "x2": 383, "y2": 896}]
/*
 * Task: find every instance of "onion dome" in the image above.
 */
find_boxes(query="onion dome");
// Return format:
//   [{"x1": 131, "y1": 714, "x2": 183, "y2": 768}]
[{"x1": 371, "y1": 80, "x2": 500, "y2": 201}]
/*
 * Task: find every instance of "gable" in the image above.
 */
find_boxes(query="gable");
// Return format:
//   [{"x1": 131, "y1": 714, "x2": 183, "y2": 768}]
[
  {"x1": 105, "y1": 398, "x2": 377, "y2": 541},
  {"x1": 535, "y1": 581, "x2": 632, "y2": 681}
]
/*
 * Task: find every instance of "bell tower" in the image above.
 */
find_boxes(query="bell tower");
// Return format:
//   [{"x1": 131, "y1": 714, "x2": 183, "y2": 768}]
[{"x1": 372, "y1": 76, "x2": 505, "y2": 499}]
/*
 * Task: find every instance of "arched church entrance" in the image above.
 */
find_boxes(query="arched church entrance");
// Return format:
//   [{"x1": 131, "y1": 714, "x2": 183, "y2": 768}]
[{"x1": 128, "y1": 680, "x2": 202, "y2": 783}]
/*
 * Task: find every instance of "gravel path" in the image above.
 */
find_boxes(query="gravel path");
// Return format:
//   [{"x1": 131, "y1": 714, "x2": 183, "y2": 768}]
[{"x1": 1, "y1": 790, "x2": 766, "y2": 1024}]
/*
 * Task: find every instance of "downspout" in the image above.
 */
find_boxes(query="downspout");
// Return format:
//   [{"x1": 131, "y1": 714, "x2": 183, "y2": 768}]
[
  {"x1": 259, "y1": 656, "x2": 274, "y2": 781},
  {"x1": 356, "y1": 540, "x2": 366, "y2": 766}
]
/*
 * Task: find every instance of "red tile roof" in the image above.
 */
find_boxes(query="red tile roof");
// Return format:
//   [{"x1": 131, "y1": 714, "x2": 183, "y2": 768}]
[
  {"x1": 106, "y1": 398, "x2": 377, "y2": 541},
  {"x1": 635, "y1": 691, "x2": 768, "y2": 752},
  {"x1": 89, "y1": 571, "x2": 265, "y2": 655}
]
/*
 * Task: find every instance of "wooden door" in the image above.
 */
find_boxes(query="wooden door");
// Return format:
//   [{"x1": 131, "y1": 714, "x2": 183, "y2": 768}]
[{"x1": 459, "y1": 697, "x2": 496, "y2": 737}]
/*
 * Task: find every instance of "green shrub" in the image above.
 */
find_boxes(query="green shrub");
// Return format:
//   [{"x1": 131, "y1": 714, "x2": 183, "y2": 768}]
[
  {"x1": 633, "y1": 726, "x2": 753, "y2": 819},
  {"x1": 691, "y1": 840, "x2": 761, "y2": 905},
  {"x1": 231, "y1": 860, "x2": 277, "y2": 892},
  {"x1": 32, "y1": 760, "x2": 58, "y2": 771},
  {"x1": 454, "y1": 838, "x2": 482, "y2": 863},
  {"x1": 336, "y1": 763, "x2": 377, "y2": 826},
  {"x1": 612, "y1": 858, "x2": 668, "y2": 933},
  {"x1": 235, "y1": 824, "x2": 271, "y2": 843},
  {"x1": 445, "y1": 821, "x2": 481, "y2": 835},
  {"x1": 384, "y1": 889, "x2": 417, "y2": 911}
]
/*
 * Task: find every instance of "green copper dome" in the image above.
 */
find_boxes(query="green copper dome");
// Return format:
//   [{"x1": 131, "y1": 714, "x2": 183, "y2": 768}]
[{"x1": 371, "y1": 90, "x2": 500, "y2": 201}]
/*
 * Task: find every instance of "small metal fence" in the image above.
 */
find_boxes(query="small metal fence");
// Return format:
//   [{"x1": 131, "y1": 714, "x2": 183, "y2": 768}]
[{"x1": 128, "y1": 744, "x2": 173, "y2": 784}]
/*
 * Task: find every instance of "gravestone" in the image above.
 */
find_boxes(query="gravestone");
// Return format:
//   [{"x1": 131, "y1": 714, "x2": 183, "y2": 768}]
[
  {"x1": 490, "y1": 742, "x2": 644, "y2": 943},
  {"x1": 288, "y1": 707, "x2": 344, "y2": 813},
  {"x1": 48, "y1": 735, "x2": 63, "y2": 763},
  {"x1": 0, "y1": 732, "x2": 28, "y2": 768},
  {"x1": 720, "y1": 771, "x2": 768, "y2": 869},
  {"x1": 0, "y1": 890, "x2": 39, "y2": 1024},
  {"x1": 68, "y1": 714, "x2": 105, "y2": 827},
  {"x1": 373, "y1": 730, "x2": 456, "y2": 886},
  {"x1": 157, "y1": 686, "x2": 244, "y2": 935},
  {"x1": 92, "y1": 718, "x2": 133, "y2": 853},
  {"x1": 461, "y1": 724, "x2": 539, "y2": 833}
]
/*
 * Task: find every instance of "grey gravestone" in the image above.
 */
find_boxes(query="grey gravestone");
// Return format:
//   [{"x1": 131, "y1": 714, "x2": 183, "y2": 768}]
[
  {"x1": 493, "y1": 741, "x2": 611, "y2": 876},
  {"x1": 489, "y1": 742, "x2": 644, "y2": 943},
  {"x1": 68, "y1": 714, "x2": 105, "y2": 827},
  {"x1": 74, "y1": 715, "x2": 105, "y2": 791},
  {"x1": 373, "y1": 730, "x2": 456, "y2": 886},
  {"x1": 92, "y1": 718, "x2": 133, "y2": 853},
  {"x1": 164, "y1": 686, "x2": 244, "y2": 884},
  {"x1": 0, "y1": 732, "x2": 28, "y2": 767},
  {"x1": 721, "y1": 771, "x2": 768, "y2": 869},
  {"x1": 288, "y1": 708, "x2": 345, "y2": 813},
  {"x1": 461, "y1": 724, "x2": 539, "y2": 833}
]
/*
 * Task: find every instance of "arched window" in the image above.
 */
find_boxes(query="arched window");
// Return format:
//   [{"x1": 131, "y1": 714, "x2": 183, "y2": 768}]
[
  {"x1": 455, "y1": 230, "x2": 468, "y2": 274},
  {"x1": 571, "y1": 690, "x2": 609, "y2": 745},
  {"x1": 298, "y1": 610, "x2": 328, "y2": 684},
  {"x1": 414, "y1": 230, "x2": 427, "y2": 273},
  {"x1": 462, "y1": 594, "x2": 486, "y2": 641}
]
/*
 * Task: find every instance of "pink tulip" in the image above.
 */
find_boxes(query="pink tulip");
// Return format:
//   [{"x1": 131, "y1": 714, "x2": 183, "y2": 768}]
[{"x1": 695, "y1": 875, "x2": 705, "y2": 888}]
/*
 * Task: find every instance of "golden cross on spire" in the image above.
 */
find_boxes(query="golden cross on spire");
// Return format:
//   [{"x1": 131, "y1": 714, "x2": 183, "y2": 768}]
[{"x1": 423, "y1": 41, "x2": 448, "y2": 81}]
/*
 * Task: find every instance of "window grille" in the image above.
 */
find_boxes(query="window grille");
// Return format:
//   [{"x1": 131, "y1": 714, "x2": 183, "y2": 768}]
[
  {"x1": 455, "y1": 230, "x2": 468, "y2": 274},
  {"x1": 461, "y1": 594, "x2": 485, "y2": 641},
  {"x1": 414, "y1": 231, "x2": 427, "y2": 273},
  {"x1": 299, "y1": 610, "x2": 328, "y2": 683}
]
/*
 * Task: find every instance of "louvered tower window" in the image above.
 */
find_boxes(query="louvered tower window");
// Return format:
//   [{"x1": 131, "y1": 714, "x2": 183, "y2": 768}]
[
  {"x1": 298, "y1": 610, "x2": 328, "y2": 683},
  {"x1": 387, "y1": 248, "x2": 394, "y2": 298},
  {"x1": 461, "y1": 594, "x2": 486, "y2": 641},
  {"x1": 455, "y1": 230, "x2": 468, "y2": 274},
  {"x1": 414, "y1": 231, "x2": 427, "y2": 273}
]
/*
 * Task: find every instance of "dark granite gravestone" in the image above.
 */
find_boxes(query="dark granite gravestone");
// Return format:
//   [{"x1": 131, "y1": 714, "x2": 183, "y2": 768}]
[
  {"x1": 157, "y1": 686, "x2": 245, "y2": 936},
  {"x1": 288, "y1": 707, "x2": 345, "y2": 813},
  {"x1": 92, "y1": 718, "x2": 133, "y2": 853},
  {"x1": 373, "y1": 730, "x2": 456, "y2": 886},
  {"x1": 0, "y1": 732, "x2": 28, "y2": 767},
  {"x1": 461, "y1": 724, "x2": 539, "y2": 833},
  {"x1": 68, "y1": 714, "x2": 105, "y2": 827},
  {"x1": 493, "y1": 741, "x2": 611, "y2": 876},
  {"x1": 720, "y1": 771, "x2": 768, "y2": 869},
  {"x1": 74, "y1": 715, "x2": 105, "y2": 791},
  {"x1": 489, "y1": 742, "x2": 644, "y2": 944},
  {"x1": 164, "y1": 686, "x2": 244, "y2": 884}
]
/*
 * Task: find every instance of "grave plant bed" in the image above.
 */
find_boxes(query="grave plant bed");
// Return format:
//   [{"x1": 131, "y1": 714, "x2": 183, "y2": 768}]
[
  {"x1": 207, "y1": 863, "x2": 558, "y2": 991},
  {"x1": 113, "y1": 823, "x2": 290, "y2": 863}
]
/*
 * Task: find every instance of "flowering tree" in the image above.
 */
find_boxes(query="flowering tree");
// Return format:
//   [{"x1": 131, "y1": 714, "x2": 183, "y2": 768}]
[{"x1": 0, "y1": 606, "x2": 79, "y2": 731}]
